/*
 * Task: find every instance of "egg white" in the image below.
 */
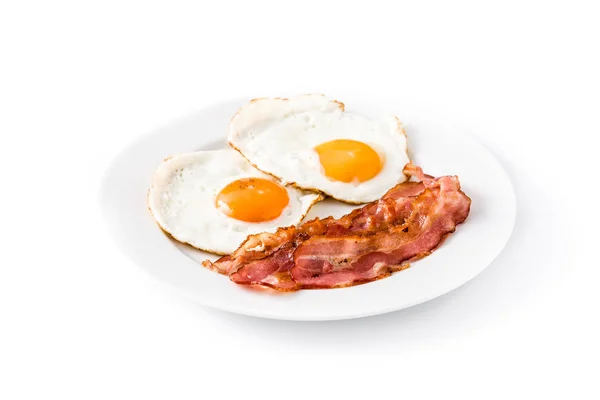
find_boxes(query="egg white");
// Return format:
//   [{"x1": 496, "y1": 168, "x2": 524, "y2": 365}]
[
  {"x1": 147, "y1": 149, "x2": 322, "y2": 254},
  {"x1": 229, "y1": 94, "x2": 410, "y2": 203}
]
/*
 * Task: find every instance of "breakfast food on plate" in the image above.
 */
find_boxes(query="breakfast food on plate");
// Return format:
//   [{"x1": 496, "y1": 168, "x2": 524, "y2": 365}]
[
  {"x1": 228, "y1": 94, "x2": 410, "y2": 204},
  {"x1": 147, "y1": 149, "x2": 322, "y2": 254},
  {"x1": 147, "y1": 93, "x2": 472, "y2": 292},
  {"x1": 203, "y1": 164, "x2": 471, "y2": 290}
]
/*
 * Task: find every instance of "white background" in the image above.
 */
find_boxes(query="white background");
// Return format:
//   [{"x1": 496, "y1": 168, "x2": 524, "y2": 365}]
[{"x1": 1, "y1": 0, "x2": 598, "y2": 398}]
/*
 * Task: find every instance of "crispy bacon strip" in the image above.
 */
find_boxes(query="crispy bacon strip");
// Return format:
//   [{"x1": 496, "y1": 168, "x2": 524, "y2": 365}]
[
  {"x1": 202, "y1": 164, "x2": 471, "y2": 291},
  {"x1": 292, "y1": 176, "x2": 470, "y2": 288}
]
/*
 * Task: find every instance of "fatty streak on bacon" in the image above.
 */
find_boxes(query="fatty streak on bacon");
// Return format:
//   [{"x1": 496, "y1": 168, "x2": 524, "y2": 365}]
[{"x1": 203, "y1": 165, "x2": 471, "y2": 291}]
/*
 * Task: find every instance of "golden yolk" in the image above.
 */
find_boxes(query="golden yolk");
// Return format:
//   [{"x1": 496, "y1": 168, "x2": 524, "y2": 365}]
[
  {"x1": 314, "y1": 139, "x2": 383, "y2": 183},
  {"x1": 216, "y1": 178, "x2": 290, "y2": 223}
]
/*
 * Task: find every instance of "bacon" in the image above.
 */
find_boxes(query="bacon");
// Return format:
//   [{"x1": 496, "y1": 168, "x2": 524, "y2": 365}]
[
  {"x1": 202, "y1": 164, "x2": 471, "y2": 291},
  {"x1": 333, "y1": 181, "x2": 425, "y2": 235},
  {"x1": 230, "y1": 242, "x2": 299, "y2": 290},
  {"x1": 292, "y1": 177, "x2": 470, "y2": 288},
  {"x1": 205, "y1": 227, "x2": 298, "y2": 276}
]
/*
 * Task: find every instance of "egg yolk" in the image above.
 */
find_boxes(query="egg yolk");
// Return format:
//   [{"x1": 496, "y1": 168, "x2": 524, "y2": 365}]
[
  {"x1": 216, "y1": 178, "x2": 290, "y2": 223},
  {"x1": 314, "y1": 139, "x2": 383, "y2": 183}
]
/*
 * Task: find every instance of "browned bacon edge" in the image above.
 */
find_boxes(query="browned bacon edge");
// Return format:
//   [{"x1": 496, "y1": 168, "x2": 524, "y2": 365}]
[{"x1": 202, "y1": 164, "x2": 471, "y2": 291}]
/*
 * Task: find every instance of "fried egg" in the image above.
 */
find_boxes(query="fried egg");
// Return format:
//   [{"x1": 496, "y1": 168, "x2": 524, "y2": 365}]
[
  {"x1": 148, "y1": 149, "x2": 322, "y2": 254},
  {"x1": 228, "y1": 94, "x2": 410, "y2": 203}
]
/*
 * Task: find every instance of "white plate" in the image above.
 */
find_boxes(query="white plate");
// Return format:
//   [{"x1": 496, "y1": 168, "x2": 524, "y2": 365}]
[{"x1": 100, "y1": 95, "x2": 516, "y2": 321}]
